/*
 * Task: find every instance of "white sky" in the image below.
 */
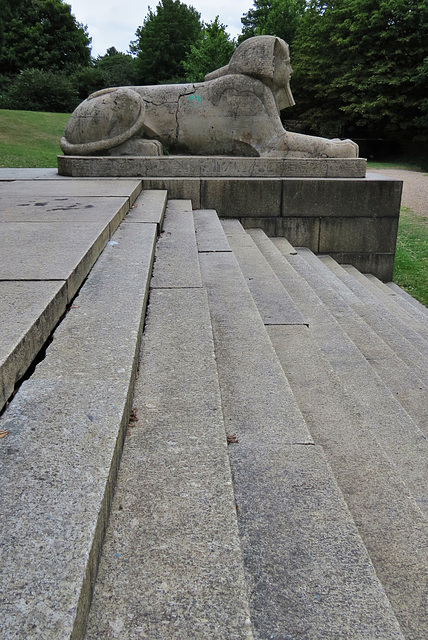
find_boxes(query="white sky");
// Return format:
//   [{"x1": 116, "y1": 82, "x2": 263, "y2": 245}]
[{"x1": 68, "y1": 0, "x2": 253, "y2": 58}]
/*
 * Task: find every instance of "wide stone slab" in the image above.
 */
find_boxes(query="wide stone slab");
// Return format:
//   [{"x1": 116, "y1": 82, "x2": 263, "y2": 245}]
[
  {"x1": 0, "y1": 220, "x2": 119, "y2": 300},
  {"x1": 0, "y1": 222, "x2": 157, "y2": 640},
  {"x1": 0, "y1": 281, "x2": 67, "y2": 412},
  {"x1": 58, "y1": 155, "x2": 367, "y2": 178},
  {"x1": 0, "y1": 168, "x2": 61, "y2": 180},
  {"x1": 0, "y1": 178, "x2": 142, "y2": 203},
  {"x1": 123, "y1": 189, "x2": 167, "y2": 230},
  {"x1": 150, "y1": 200, "x2": 202, "y2": 289},
  {"x1": 84, "y1": 288, "x2": 253, "y2": 640},
  {"x1": 0, "y1": 194, "x2": 129, "y2": 224},
  {"x1": 193, "y1": 209, "x2": 232, "y2": 253}
]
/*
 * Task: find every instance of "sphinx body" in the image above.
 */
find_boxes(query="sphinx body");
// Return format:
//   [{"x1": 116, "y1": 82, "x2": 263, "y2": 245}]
[{"x1": 61, "y1": 36, "x2": 358, "y2": 159}]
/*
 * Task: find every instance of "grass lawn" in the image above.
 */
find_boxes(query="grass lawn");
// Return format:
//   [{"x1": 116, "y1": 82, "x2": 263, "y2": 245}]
[
  {"x1": 0, "y1": 109, "x2": 69, "y2": 167},
  {"x1": 394, "y1": 206, "x2": 428, "y2": 307}
]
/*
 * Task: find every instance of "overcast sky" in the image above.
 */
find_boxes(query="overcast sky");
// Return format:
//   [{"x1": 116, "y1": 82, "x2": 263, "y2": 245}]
[{"x1": 68, "y1": 0, "x2": 252, "y2": 58}]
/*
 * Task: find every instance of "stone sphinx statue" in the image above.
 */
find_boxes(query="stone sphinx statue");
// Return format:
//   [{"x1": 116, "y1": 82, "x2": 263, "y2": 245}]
[{"x1": 61, "y1": 36, "x2": 358, "y2": 159}]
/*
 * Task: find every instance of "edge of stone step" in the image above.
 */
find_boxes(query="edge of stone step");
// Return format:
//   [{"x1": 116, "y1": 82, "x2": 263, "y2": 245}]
[
  {"x1": 252, "y1": 230, "x2": 428, "y2": 510},
  {"x1": 0, "y1": 186, "x2": 165, "y2": 416},
  {"x1": 316, "y1": 254, "x2": 428, "y2": 386},
  {"x1": 197, "y1": 216, "x2": 405, "y2": 639},
  {"x1": 222, "y1": 222, "x2": 307, "y2": 325},
  {"x1": 85, "y1": 285, "x2": 255, "y2": 640},
  {"x1": 0, "y1": 219, "x2": 158, "y2": 639},
  {"x1": 386, "y1": 281, "x2": 428, "y2": 315},
  {"x1": 342, "y1": 263, "x2": 428, "y2": 342},
  {"x1": 150, "y1": 199, "x2": 202, "y2": 288},
  {"x1": 242, "y1": 232, "x2": 427, "y2": 637}
]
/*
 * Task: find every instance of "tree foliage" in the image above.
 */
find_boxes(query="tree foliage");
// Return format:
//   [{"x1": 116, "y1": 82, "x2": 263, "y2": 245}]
[
  {"x1": 0, "y1": 68, "x2": 79, "y2": 112},
  {"x1": 239, "y1": 0, "x2": 307, "y2": 45},
  {"x1": 291, "y1": 0, "x2": 428, "y2": 141},
  {"x1": 183, "y1": 17, "x2": 236, "y2": 82},
  {"x1": 131, "y1": 0, "x2": 202, "y2": 84},
  {"x1": 95, "y1": 47, "x2": 138, "y2": 87},
  {"x1": 0, "y1": 0, "x2": 91, "y2": 76}
]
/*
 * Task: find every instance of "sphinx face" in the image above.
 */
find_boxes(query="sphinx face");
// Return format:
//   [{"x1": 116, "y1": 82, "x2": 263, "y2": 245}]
[{"x1": 273, "y1": 43, "x2": 295, "y2": 111}]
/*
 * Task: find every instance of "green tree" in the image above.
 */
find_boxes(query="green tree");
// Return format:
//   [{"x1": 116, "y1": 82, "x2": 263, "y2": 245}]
[
  {"x1": 0, "y1": 68, "x2": 79, "y2": 112},
  {"x1": 0, "y1": 0, "x2": 24, "y2": 51},
  {"x1": 239, "y1": 0, "x2": 307, "y2": 45},
  {"x1": 291, "y1": 0, "x2": 428, "y2": 142},
  {"x1": 95, "y1": 47, "x2": 138, "y2": 87},
  {"x1": 130, "y1": 0, "x2": 202, "y2": 84},
  {"x1": 183, "y1": 17, "x2": 236, "y2": 82},
  {"x1": 0, "y1": 0, "x2": 91, "y2": 76}
]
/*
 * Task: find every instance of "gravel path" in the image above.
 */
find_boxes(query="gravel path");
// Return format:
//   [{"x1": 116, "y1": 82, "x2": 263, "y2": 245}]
[{"x1": 370, "y1": 168, "x2": 428, "y2": 218}]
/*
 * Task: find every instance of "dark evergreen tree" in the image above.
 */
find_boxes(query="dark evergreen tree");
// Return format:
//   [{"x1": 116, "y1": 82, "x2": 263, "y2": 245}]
[
  {"x1": 183, "y1": 17, "x2": 236, "y2": 82},
  {"x1": 95, "y1": 47, "x2": 138, "y2": 87},
  {"x1": 0, "y1": 0, "x2": 91, "y2": 75},
  {"x1": 291, "y1": 0, "x2": 428, "y2": 142},
  {"x1": 239, "y1": 0, "x2": 307, "y2": 45},
  {"x1": 130, "y1": 0, "x2": 202, "y2": 84}
]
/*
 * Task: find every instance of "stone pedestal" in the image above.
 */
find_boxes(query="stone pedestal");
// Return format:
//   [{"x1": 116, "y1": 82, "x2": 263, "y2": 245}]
[{"x1": 57, "y1": 156, "x2": 402, "y2": 280}]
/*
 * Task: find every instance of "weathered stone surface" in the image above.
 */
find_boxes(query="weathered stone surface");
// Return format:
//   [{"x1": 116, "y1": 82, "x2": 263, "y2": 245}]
[
  {"x1": 0, "y1": 168, "x2": 61, "y2": 180},
  {"x1": 58, "y1": 155, "x2": 366, "y2": 178},
  {"x1": 0, "y1": 178, "x2": 142, "y2": 203},
  {"x1": 275, "y1": 217, "x2": 320, "y2": 251},
  {"x1": 61, "y1": 37, "x2": 358, "y2": 160},
  {"x1": 84, "y1": 288, "x2": 253, "y2": 640},
  {"x1": 150, "y1": 200, "x2": 202, "y2": 288},
  {"x1": 275, "y1": 248, "x2": 428, "y2": 518},
  {"x1": 201, "y1": 178, "x2": 283, "y2": 218},
  {"x1": 267, "y1": 323, "x2": 427, "y2": 640},
  {"x1": 319, "y1": 217, "x2": 399, "y2": 253},
  {"x1": 225, "y1": 224, "x2": 307, "y2": 325},
  {"x1": 193, "y1": 209, "x2": 231, "y2": 253},
  {"x1": 0, "y1": 222, "x2": 157, "y2": 640},
  {"x1": 142, "y1": 177, "x2": 201, "y2": 206},
  {"x1": 328, "y1": 252, "x2": 396, "y2": 283},
  {"x1": 240, "y1": 216, "x2": 277, "y2": 236},
  {"x1": 282, "y1": 174, "x2": 402, "y2": 218},
  {"x1": 0, "y1": 194, "x2": 128, "y2": 226},
  {"x1": 198, "y1": 249, "x2": 405, "y2": 640},
  {"x1": 123, "y1": 189, "x2": 167, "y2": 229},
  {"x1": 0, "y1": 221, "x2": 112, "y2": 300},
  {"x1": 0, "y1": 281, "x2": 67, "y2": 412}
]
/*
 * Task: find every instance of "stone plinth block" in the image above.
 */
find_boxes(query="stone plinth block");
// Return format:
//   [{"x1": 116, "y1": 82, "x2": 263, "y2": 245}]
[{"x1": 58, "y1": 155, "x2": 367, "y2": 178}]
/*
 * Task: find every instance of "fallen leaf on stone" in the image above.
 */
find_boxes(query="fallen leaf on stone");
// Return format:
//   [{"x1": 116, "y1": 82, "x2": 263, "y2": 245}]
[
  {"x1": 129, "y1": 408, "x2": 139, "y2": 424},
  {"x1": 0, "y1": 430, "x2": 9, "y2": 439},
  {"x1": 227, "y1": 434, "x2": 239, "y2": 444}
]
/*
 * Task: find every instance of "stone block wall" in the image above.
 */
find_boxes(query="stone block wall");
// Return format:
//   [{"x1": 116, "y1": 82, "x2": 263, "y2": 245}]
[{"x1": 139, "y1": 173, "x2": 402, "y2": 281}]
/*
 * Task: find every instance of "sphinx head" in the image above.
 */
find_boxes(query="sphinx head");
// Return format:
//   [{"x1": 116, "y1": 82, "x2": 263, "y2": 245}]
[{"x1": 227, "y1": 36, "x2": 295, "y2": 111}]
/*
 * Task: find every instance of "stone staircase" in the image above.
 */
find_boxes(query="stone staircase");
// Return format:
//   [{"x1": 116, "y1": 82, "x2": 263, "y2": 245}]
[{"x1": 1, "y1": 188, "x2": 427, "y2": 639}]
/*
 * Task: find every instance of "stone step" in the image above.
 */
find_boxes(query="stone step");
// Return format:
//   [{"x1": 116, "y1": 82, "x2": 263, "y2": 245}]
[
  {"x1": 85, "y1": 287, "x2": 253, "y2": 640},
  {"x1": 0, "y1": 214, "x2": 158, "y2": 639},
  {"x1": 296, "y1": 251, "x2": 428, "y2": 434},
  {"x1": 248, "y1": 229, "x2": 428, "y2": 639},
  {"x1": 221, "y1": 219, "x2": 307, "y2": 325},
  {"x1": 275, "y1": 244, "x2": 428, "y2": 509},
  {"x1": 195, "y1": 213, "x2": 405, "y2": 639},
  {"x1": 0, "y1": 179, "x2": 149, "y2": 414},
  {"x1": 385, "y1": 280, "x2": 428, "y2": 321},
  {"x1": 84, "y1": 203, "x2": 253, "y2": 639},
  {"x1": 343, "y1": 263, "x2": 428, "y2": 344}
]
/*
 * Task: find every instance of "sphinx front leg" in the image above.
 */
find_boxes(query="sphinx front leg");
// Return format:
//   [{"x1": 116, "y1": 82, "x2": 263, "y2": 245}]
[{"x1": 261, "y1": 130, "x2": 359, "y2": 158}]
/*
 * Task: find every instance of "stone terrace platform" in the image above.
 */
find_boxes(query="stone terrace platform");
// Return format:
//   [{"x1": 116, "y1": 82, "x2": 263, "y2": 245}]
[{"x1": 1, "y1": 170, "x2": 427, "y2": 640}]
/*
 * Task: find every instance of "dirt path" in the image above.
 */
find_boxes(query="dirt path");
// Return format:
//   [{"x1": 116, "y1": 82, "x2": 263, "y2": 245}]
[{"x1": 370, "y1": 168, "x2": 428, "y2": 218}]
